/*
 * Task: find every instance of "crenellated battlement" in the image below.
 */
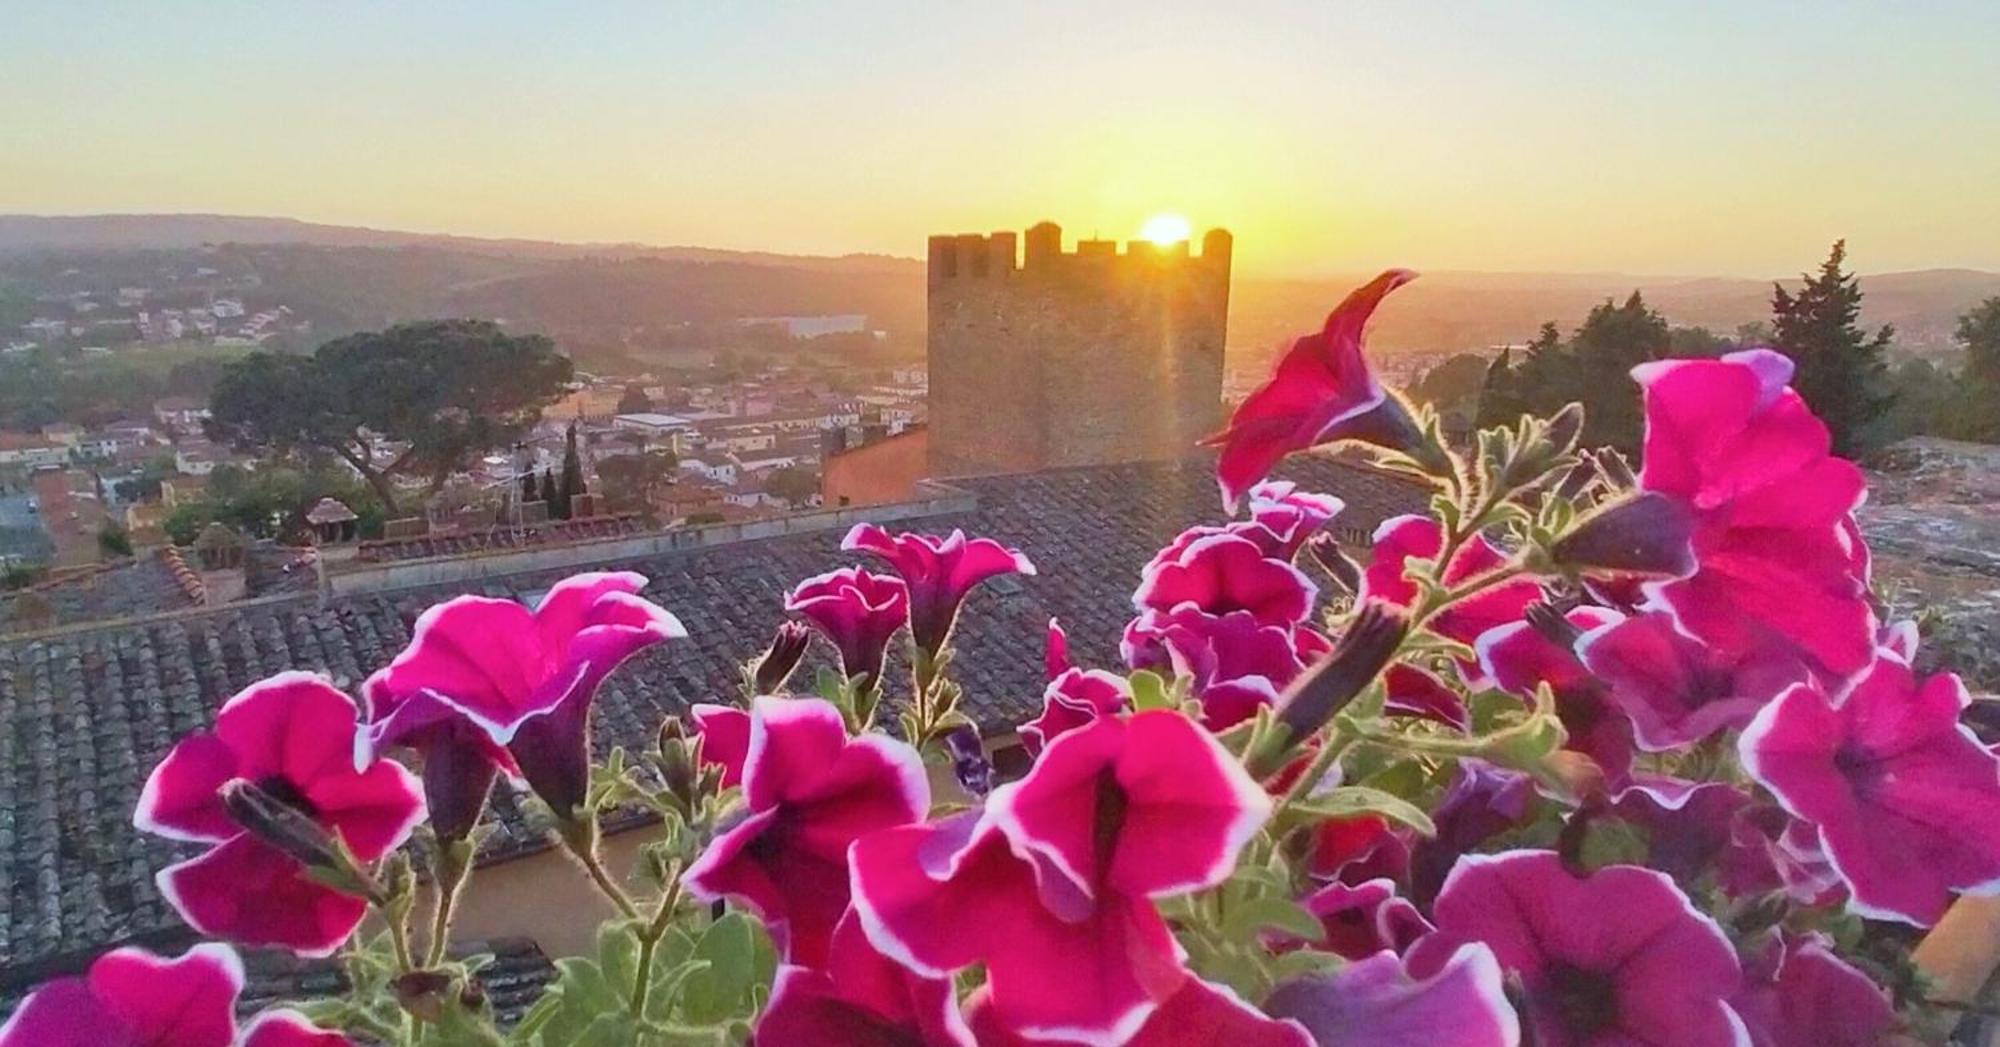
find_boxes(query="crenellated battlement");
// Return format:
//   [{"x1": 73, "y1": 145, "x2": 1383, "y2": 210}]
[
  {"x1": 927, "y1": 221, "x2": 1232, "y2": 286},
  {"x1": 926, "y1": 219, "x2": 1231, "y2": 477}
]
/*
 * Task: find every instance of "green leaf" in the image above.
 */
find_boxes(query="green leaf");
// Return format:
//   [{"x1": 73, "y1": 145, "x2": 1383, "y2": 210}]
[
  {"x1": 1128, "y1": 670, "x2": 1176, "y2": 712},
  {"x1": 681, "y1": 913, "x2": 760, "y2": 1024},
  {"x1": 1220, "y1": 896, "x2": 1325, "y2": 945},
  {"x1": 1293, "y1": 786, "x2": 1437, "y2": 837}
]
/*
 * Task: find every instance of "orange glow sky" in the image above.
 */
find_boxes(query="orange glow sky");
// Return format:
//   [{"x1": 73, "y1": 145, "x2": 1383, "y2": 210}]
[{"x1": 5, "y1": 3, "x2": 1999, "y2": 278}]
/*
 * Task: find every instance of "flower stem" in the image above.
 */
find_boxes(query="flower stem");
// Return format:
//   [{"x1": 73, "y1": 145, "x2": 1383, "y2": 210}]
[
  {"x1": 560, "y1": 816, "x2": 641, "y2": 921},
  {"x1": 630, "y1": 876, "x2": 684, "y2": 1017},
  {"x1": 423, "y1": 839, "x2": 474, "y2": 968}
]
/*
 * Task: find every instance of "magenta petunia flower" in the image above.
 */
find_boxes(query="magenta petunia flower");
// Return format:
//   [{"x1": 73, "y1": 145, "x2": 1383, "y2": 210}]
[
  {"x1": 1577, "y1": 611, "x2": 1806, "y2": 752},
  {"x1": 1384, "y1": 664, "x2": 1469, "y2": 731},
  {"x1": 1263, "y1": 943, "x2": 1520, "y2": 1047},
  {"x1": 1361, "y1": 515, "x2": 1541, "y2": 685},
  {"x1": 965, "y1": 977, "x2": 1311, "y2": 1047},
  {"x1": 242, "y1": 1011, "x2": 356, "y2": 1047},
  {"x1": 1739, "y1": 652, "x2": 2000, "y2": 925},
  {"x1": 1046, "y1": 616, "x2": 1072, "y2": 679},
  {"x1": 1474, "y1": 607, "x2": 1636, "y2": 784},
  {"x1": 1297, "y1": 878, "x2": 1433, "y2": 960},
  {"x1": 1122, "y1": 606, "x2": 1316, "y2": 689},
  {"x1": 0, "y1": 943, "x2": 246, "y2": 1047},
  {"x1": 684, "y1": 696, "x2": 928, "y2": 965},
  {"x1": 1134, "y1": 532, "x2": 1317, "y2": 626},
  {"x1": 1406, "y1": 760, "x2": 1536, "y2": 907},
  {"x1": 364, "y1": 572, "x2": 684, "y2": 820},
  {"x1": 1731, "y1": 932, "x2": 1895, "y2": 1047},
  {"x1": 843, "y1": 524, "x2": 1035, "y2": 654},
  {"x1": 1021, "y1": 668, "x2": 1131, "y2": 758},
  {"x1": 785, "y1": 565, "x2": 910, "y2": 685},
  {"x1": 1630, "y1": 350, "x2": 1875, "y2": 677},
  {"x1": 1205, "y1": 269, "x2": 1425, "y2": 512},
  {"x1": 1407, "y1": 851, "x2": 1745, "y2": 1046},
  {"x1": 1609, "y1": 777, "x2": 1755, "y2": 885},
  {"x1": 1308, "y1": 813, "x2": 1413, "y2": 884},
  {"x1": 1247, "y1": 480, "x2": 1346, "y2": 559},
  {"x1": 690, "y1": 702, "x2": 751, "y2": 789},
  {"x1": 136, "y1": 672, "x2": 424, "y2": 956},
  {"x1": 850, "y1": 710, "x2": 1269, "y2": 1043},
  {"x1": 752, "y1": 910, "x2": 973, "y2": 1047}
]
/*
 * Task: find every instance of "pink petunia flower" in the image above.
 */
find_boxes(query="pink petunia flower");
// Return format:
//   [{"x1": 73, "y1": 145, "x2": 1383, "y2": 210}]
[
  {"x1": 1408, "y1": 851, "x2": 1745, "y2": 1046},
  {"x1": 1577, "y1": 611, "x2": 1806, "y2": 752},
  {"x1": 1134, "y1": 532, "x2": 1317, "y2": 626},
  {"x1": 1629, "y1": 350, "x2": 1875, "y2": 677},
  {"x1": 1608, "y1": 777, "x2": 1756, "y2": 885},
  {"x1": 1205, "y1": 269, "x2": 1426, "y2": 512},
  {"x1": 1739, "y1": 651, "x2": 2000, "y2": 926},
  {"x1": 965, "y1": 976, "x2": 1311, "y2": 1047},
  {"x1": 1021, "y1": 668, "x2": 1132, "y2": 758},
  {"x1": 1246, "y1": 480, "x2": 1346, "y2": 559},
  {"x1": 785, "y1": 566, "x2": 910, "y2": 685},
  {"x1": 690, "y1": 702, "x2": 751, "y2": 789},
  {"x1": 1360, "y1": 515, "x2": 1541, "y2": 686},
  {"x1": 684, "y1": 697, "x2": 928, "y2": 965},
  {"x1": 136, "y1": 672, "x2": 424, "y2": 956},
  {"x1": 1308, "y1": 813, "x2": 1413, "y2": 884},
  {"x1": 0, "y1": 943, "x2": 247, "y2": 1047},
  {"x1": 1730, "y1": 932, "x2": 1895, "y2": 1047},
  {"x1": 850, "y1": 710, "x2": 1270, "y2": 1044},
  {"x1": 1384, "y1": 664, "x2": 1469, "y2": 731},
  {"x1": 242, "y1": 1011, "x2": 357, "y2": 1047},
  {"x1": 362, "y1": 572, "x2": 684, "y2": 820},
  {"x1": 842, "y1": 524, "x2": 1035, "y2": 655},
  {"x1": 752, "y1": 909, "x2": 973, "y2": 1047},
  {"x1": 1045, "y1": 616, "x2": 1072, "y2": 679},
  {"x1": 1406, "y1": 760, "x2": 1537, "y2": 908},
  {"x1": 1474, "y1": 606, "x2": 1636, "y2": 784},
  {"x1": 1297, "y1": 878, "x2": 1433, "y2": 960},
  {"x1": 1263, "y1": 943, "x2": 1521, "y2": 1047}
]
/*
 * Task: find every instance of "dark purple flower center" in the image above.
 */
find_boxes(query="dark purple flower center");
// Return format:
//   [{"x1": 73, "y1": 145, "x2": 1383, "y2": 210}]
[
  {"x1": 1544, "y1": 963, "x2": 1619, "y2": 1037},
  {"x1": 256, "y1": 775, "x2": 319, "y2": 818},
  {"x1": 1093, "y1": 771, "x2": 1129, "y2": 886},
  {"x1": 1833, "y1": 743, "x2": 1886, "y2": 798}
]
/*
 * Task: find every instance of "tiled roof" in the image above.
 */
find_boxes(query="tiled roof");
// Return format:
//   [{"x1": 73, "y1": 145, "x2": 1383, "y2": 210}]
[
  {"x1": 1, "y1": 553, "x2": 203, "y2": 635},
  {"x1": 354, "y1": 514, "x2": 650, "y2": 563},
  {"x1": 0, "y1": 452, "x2": 1423, "y2": 980}
]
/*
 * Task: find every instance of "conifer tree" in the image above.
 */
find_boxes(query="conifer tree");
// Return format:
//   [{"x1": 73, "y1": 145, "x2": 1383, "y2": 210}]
[
  {"x1": 559, "y1": 423, "x2": 584, "y2": 519},
  {"x1": 539, "y1": 469, "x2": 558, "y2": 515},
  {"x1": 1770, "y1": 241, "x2": 1893, "y2": 456}
]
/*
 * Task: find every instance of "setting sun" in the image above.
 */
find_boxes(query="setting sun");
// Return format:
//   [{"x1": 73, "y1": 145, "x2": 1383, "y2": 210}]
[{"x1": 1139, "y1": 213, "x2": 1192, "y2": 246}]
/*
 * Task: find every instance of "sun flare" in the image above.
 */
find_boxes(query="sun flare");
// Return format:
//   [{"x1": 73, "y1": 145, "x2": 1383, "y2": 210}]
[{"x1": 1139, "y1": 213, "x2": 1192, "y2": 246}]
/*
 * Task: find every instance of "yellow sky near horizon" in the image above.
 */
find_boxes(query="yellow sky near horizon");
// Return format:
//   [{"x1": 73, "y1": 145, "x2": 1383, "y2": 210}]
[{"x1": 5, "y1": 3, "x2": 2000, "y2": 279}]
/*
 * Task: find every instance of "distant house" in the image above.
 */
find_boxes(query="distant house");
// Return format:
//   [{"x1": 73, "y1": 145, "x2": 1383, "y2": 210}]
[
  {"x1": 153, "y1": 396, "x2": 211, "y2": 431},
  {"x1": 676, "y1": 458, "x2": 738, "y2": 485},
  {"x1": 0, "y1": 432, "x2": 68, "y2": 469}
]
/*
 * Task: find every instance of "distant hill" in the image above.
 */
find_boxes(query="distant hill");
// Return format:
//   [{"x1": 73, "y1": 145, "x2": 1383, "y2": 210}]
[
  {"x1": 3, "y1": 213, "x2": 1993, "y2": 357},
  {"x1": 0, "y1": 213, "x2": 919, "y2": 273}
]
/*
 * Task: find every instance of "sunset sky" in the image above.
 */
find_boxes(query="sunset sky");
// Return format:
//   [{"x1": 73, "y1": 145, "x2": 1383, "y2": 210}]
[{"x1": 6, "y1": 1, "x2": 1999, "y2": 278}]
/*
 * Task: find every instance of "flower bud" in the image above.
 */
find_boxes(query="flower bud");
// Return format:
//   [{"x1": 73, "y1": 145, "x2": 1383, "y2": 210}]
[
  {"x1": 394, "y1": 970, "x2": 453, "y2": 1023},
  {"x1": 1524, "y1": 602, "x2": 1584, "y2": 651},
  {"x1": 1553, "y1": 457, "x2": 1600, "y2": 501},
  {"x1": 1549, "y1": 492, "x2": 1695, "y2": 579},
  {"x1": 1593, "y1": 448, "x2": 1635, "y2": 489},
  {"x1": 749, "y1": 621, "x2": 812, "y2": 695},
  {"x1": 1273, "y1": 603, "x2": 1407, "y2": 745},
  {"x1": 1545, "y1": 402, "x2": 1584, "y2": 456},
  {"x1": 222, "y1": 778, "x2": 374, "y2": 897},
  {"x1": 1304, "y1": 533, "x2": 1363, "y2": 594}
]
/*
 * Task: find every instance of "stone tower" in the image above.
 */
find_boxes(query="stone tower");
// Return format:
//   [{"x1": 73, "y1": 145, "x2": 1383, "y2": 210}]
[{"x1": 927, "y1": 221, "x2": 1231, "y2": 477}]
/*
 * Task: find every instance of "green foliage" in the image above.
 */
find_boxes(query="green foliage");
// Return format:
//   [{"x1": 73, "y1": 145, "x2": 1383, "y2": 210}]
[
  {"x1": 96, "y1": 520, "x2": 133, "y2": 558},
  {"x1": 1771, "y1": 240, "x2": 1894, "y2": 457},
  {"x1": 760, "y1": 466, "x2": 818, "y2": 509},
  {"x1": 511, "y1": 913, "x2": 772, "y2": 1047},
  {"x1": 0, "y1": 342, "x2": 257, "y2": 431},
  {"x1": 597, "y1": 451, "x2": 680, "y2": 516},
  {"x1": 1475, "y1": 295, "x2": 1689, "y2": 450},
  {"x1": 164, "y1": 461, "x2": 386, "y2": 544},
  {"x1": 616, "y1": 385, "x2": 654, "y2": 415},
  {"x1": 207, "y1": 320, "x2": 572, "y2": 513}
]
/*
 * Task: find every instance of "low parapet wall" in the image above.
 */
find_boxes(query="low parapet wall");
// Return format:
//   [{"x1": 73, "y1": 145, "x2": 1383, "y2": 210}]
[{"x1": 321, "y1": 483, "x2": 977, "y2": 598}]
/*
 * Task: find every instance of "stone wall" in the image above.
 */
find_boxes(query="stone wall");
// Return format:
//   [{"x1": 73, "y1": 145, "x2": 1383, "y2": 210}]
[{"x1": 928, "y1": 222, "x2": 1230, "y2": 477}]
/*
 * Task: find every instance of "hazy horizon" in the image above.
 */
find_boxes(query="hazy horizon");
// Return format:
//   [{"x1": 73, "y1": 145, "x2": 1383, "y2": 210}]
[{"x1": 7, "y1": 3, "x2": 2000, "y2": 279}]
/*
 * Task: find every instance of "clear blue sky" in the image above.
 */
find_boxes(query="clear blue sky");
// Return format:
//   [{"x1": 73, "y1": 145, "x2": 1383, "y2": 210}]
[{"x1": 5, "y1": 1, "x2": 1998, "y2": 277}]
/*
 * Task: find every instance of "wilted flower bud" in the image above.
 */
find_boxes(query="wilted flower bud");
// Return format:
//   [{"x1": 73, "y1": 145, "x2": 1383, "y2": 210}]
[
  {"x1": 1549, "y1": 492, "x2": 1695, "y2": 579},
  {"x1": 944, "y1": 724, "x2": 994, "y2": 797},
  {"x1": 1545, "y1": 402, "x2": 1584, "y2": 455},
  {"x1": 393, "y1": 970, "x2": 453, "y2": 1023},
  {"x1": 1304, "y1": 533, "x2": 1363, "y2": 594},
  {"x1": 749, "y1": 621, "x2": 812, "y2": 694},
  {"x1": 1593, "y1": 448, "x2": 1636, "y2": 489},
  {"x1": 1273, "y1": 603, "x2": 1407, "y2": 745},
  {"x1": 1553, "y1": 457, "x2": 1600, "y2": 501},
  {"x1": 656, "y1": 715, "x2": 699, "y2": 804}
]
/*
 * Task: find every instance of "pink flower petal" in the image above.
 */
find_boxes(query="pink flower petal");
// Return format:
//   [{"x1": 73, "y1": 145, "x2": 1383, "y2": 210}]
[
  {"x1": 842, "y1": 524, "x2": 1034, "y2": 652},
  {"x1": 1298, "y1": 878, "x2": 1433, "y2": 960},
  {"x1": 691, "y1": 703, "x2": 752, "y2": 789},
  {"x1": 1731, "y1": 933, "x2": 1894, "y2": 1047},
  {"x1": 1740, "y1": 654, "x2": 2000, "y2": 925},
  {"x1": 1265, "y1": 943, "x2": 1520, "y2": 1047},
  {"x1": 1134, "y1": 533, "x2": 1316, "y2": 626},
  {"x1": 241, "y1": 1009, "x2": 356, "y2": 1047},
  {"x1": 1578, "y1": 611, "x2": 1804, "y2": 751},
  {"x1": 0, "y1": 978, "x2": 131, "y2": 1047},
  {"x1": 157, "y1": 835, "x2": 369, "y2": 958},
  {"x1": 371, "y1": 596, "x2": 551, "y2": 738},
  {"x1": 133, "y1": 732, "x2": 240, "y2": 843},
  {"x1": 1207, "y1": 270, "x2": 1419, "y2": 511},
  {"x1": 1021, "y1": 669, "x2": 1131, "y2": 758},
  {"x1": 1, "y1": 943, "x2": 247, "y2": 1047},
  {"x1": 967, "y1": 977, "x2": 1311, "y2": 1047}
]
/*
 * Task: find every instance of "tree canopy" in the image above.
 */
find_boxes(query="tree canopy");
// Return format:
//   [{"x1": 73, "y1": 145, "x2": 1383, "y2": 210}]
[
  {"x1": 206, "y1": 320, "x2": 571, "y2": 514},
  {"x1": 1771, "y1": 241, "x2": 1893, "y2": 457},
  {"x1": 1474, "y1": 293, "x2": 1682, "y2": 451}
]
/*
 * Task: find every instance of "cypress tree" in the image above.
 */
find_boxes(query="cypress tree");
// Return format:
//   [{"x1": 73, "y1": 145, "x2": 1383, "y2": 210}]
[
  {"x1": 559, "y1": 423, "x2": 584, "y2": 519},
  {"x1": 539, "y1": 469, "x2": 559, "y2": 516},
  {"x1": 1771, "y1": 241, "x2": 1894, "y2": 457}
]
